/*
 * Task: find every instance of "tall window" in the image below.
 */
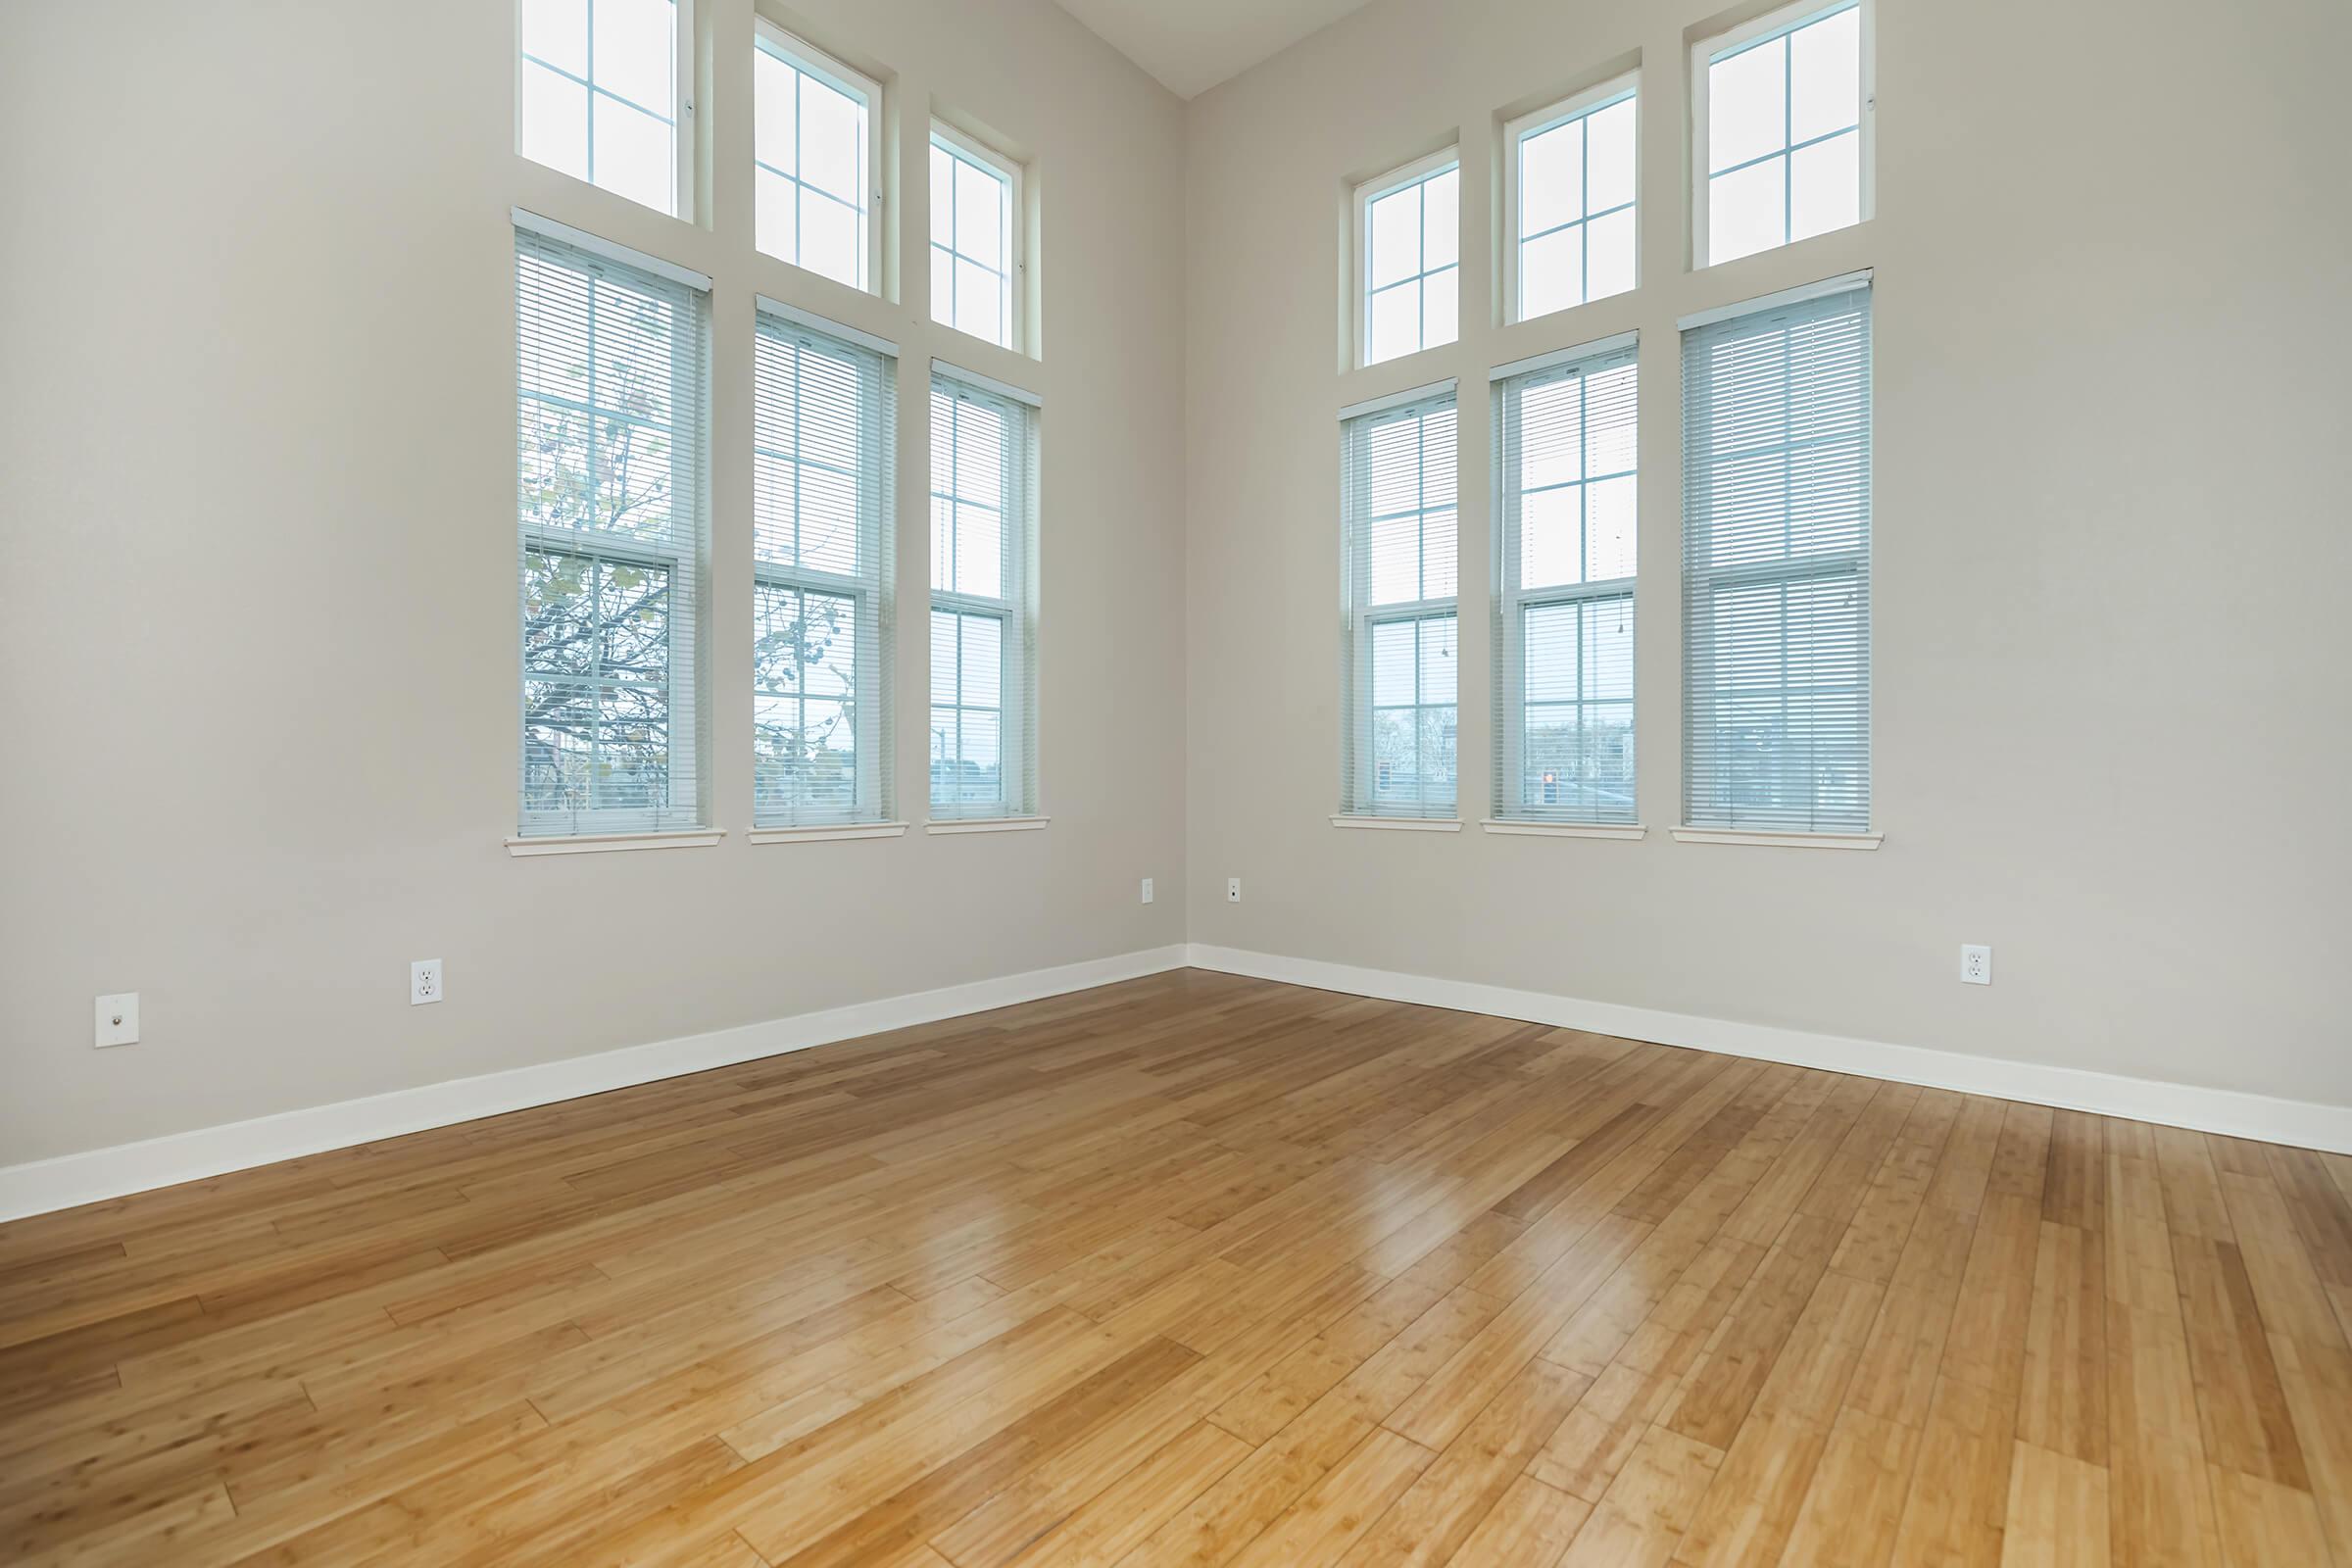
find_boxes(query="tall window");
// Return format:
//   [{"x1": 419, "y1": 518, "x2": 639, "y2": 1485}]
[
  {"x1": 1506, "y1": 79, "x2": 1638, "y2": 322},
  {"x1": 1682, "y1": 281, "x2": 1872, "y2": 833},
  {"x1": 930, "y1": 372, "x2": 1038, "y2": 817},
  {"x1": 1358, "y1": 153, "x2": 1460, "y2": 367},
  {"x1": 514, "y1": 225, "x2": 709, "y2": 836},
  {"x1": 1341, "y1": 389, "x2": 1459, "y2": 818},
  {"x1": 1696, "y1": 0, "x2": 1868, "y2": 266},
  {"x1": 930, "y1": 127, "x2": 1020, "y2": 350},
  {"x1": 754, "y1": 307, "x2": 896, "y2": 826},
  {"x1": 1494, "y1": 340, "x2": 1639, "y2": 823},
  {"x1": 754, "y1": 25, "x2": 878, "y2": 293},
  {"x1": 517, "y1": 0, "x2": 690, "y2": 219}
]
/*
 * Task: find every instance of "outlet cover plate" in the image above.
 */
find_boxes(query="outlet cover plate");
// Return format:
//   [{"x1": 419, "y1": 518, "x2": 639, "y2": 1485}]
[
  {"x1": 95, "y1": 993, "x2": 139, "y2": 1048},
  {"x1": 1960, "y1": 945, "x2": 1992, "y2": 986},
  {"x1": 411, "y1": 959, "x2": 444, "y2": 1005}
]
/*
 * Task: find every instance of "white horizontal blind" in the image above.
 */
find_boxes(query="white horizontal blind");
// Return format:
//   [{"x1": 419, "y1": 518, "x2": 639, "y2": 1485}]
[
  {"x1": 515, "y1": 226, "x2": 709, "y2": 837},
  {"x1": 1494, "y1": 343, "x2": 1639, "y2": 822},
  {"x1": 753, "y1": 308, "x2": 896, "y2": 826},
  {"x1": 929, "y1": 372, "x2": 1038, "y2": 817},
  {"x1": 1682, "y1": 281, "x2": 1871, "y2": 832},
  {"x1": 1341, "y1": 390, "x2": 1459, "y2": 817}
]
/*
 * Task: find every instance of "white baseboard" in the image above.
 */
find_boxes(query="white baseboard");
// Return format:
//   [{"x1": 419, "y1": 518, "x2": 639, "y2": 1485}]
[
  {"x1": 1186, "y1": 944, "x2": 2352, "y2": 1155},
  {"x1": 10, "y1": 938, "x2": 2342, "y2": 1224},
  {"x1": 0, "y1": 945, "x2": 1191, "y2": 1224}
]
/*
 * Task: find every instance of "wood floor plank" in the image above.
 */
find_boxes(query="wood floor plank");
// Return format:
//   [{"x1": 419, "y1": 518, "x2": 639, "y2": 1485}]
[{"x1": 0, "y1": 972, "x2": 2340, "y2": 1567}]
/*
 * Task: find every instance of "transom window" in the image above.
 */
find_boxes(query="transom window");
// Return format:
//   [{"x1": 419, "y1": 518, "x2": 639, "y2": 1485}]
[
  {"x1": 753, "y1": 307, "x2": 896, "y2": 826},
  {"x1": 514, "y1": 224, "x2": 709, "y2": 836},
  {"x1": 930, "y1": 372, "x2": 1038, "y2": 817},
  {"x1": 754, "y1": 24, "x2": 879, "y2": 293},
  {"x1": 1359, "y1": 153, "x2": 1460, "y2": 367},
  {"x1": 517, "y1": 0, "x2": 690, "y2": 219},
  {"x1": 1340, "y1": 389, "x2": 1459, "y2": 817},
  {"x1": 1696, "y1": 0, "x2": 1869, "y2": 266},
  {"x1": 1494, "y1": 340, "x2": 1640, "y2": 823},
  {"x1": 1506, "y1": 79, "x2": 1638, "y2": 321},
  {"x1": 930, "y1": 127, "x2": 1020, "y2": 351}
]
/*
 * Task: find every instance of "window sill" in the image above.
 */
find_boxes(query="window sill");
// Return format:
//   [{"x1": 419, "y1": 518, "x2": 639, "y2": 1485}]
[
  {"x1": 505, "y1": 829, "x2": 726, "y2": 858},
  {"x1": 1330, "y1": 815, "x2": 1463, "y2": 832},
  {"x1": 1482, "y1": 819, "x2": 1645, "y2": 840},
  {"x1": 1671, "y1": 826, "x2": 1884, "y2": 851},
  {"x1": 748, "y1": 821, "x2": 908, "y2": 846},
  {"x1": 925, "y1": 815, "x2": 1051, "y2": 836}
]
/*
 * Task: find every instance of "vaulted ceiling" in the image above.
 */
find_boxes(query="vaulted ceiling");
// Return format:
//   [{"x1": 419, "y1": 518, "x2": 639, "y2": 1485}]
[{"x1": 1051, "y1": 0, "x2": 1381, "y2": 99}]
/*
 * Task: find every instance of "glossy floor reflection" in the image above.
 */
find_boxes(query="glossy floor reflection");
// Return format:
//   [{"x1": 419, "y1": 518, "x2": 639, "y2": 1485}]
[{"x1": 2, "y1": 969, "x2": 2347, "y2": 1566}]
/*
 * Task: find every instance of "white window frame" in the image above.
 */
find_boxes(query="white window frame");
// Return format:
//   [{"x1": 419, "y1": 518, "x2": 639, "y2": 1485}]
[
  {"x1": 1353, "y1": 147, "x2": 1460, "y2": 368},
  {"x1": 1340, "y1": 383, "x2": 1460, "y2": 819},
  {"x1": 1502, "y1": 72, "x2": 1640, "y2": 324},
  {"x1": 928, "y1": 369, "x2": 1039, "y2": 819},
  {"x1": 752, "y1": 305, "x2": 895, "y2": 828},
  {"x1": 928, "y1": 122, "x2": 1024, "y2": 353},
  {"x1": 514, "y1": 0, "x2": 698, "y2": 222},
  {"x1": 752, "y1": 20, "x2": 882, "y2": 294},
  {"x1": 1492, "y1": 336, "x2": 1641, "y2": 825},
  {"x1": 1679, "y1": 275, "x2": 1875, "y2": 836},
  {"x1": 1690, "y1": 0, "x2": 1874, "y2": 269},
  {"x1": 514, "y1": 223, "x2": 710, "y2": 839}
]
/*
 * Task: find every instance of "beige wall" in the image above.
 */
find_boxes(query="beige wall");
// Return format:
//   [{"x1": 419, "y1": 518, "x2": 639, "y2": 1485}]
[
  {"x1": 6, "y1": 0, "x2": 2347, "y2": 1172},
  {"x1": 0, "y1": 0, "x2": 1190, "y2": 1164},
  {"x1": 1183, "y1": 0, "x2": 2352, "y2": 1106}
]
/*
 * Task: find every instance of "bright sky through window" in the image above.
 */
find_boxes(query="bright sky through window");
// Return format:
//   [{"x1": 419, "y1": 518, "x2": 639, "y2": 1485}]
[
  {"x1": 517, "y1": 0, "x2": 682, "y2": 218},
  {"x1": 755, "y1": 31, "x2": 875, "y2": 292},
  {"x1": 1705, "y1": 1, "x2": 1863, "y2": 264},
  {"x1": 1362, "y1": 160, "x2": 1459, "y2": 366}
]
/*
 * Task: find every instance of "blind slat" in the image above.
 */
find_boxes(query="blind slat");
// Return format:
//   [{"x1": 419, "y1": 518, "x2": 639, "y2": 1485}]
[
  {"x1": 1681, "y1": 283, "x2": 1873, "y2": 833},
  {"x1": 1493, "y1": 343, "x2": 1640, "y2": 824},
  {"x1": 1341, "y1": 392, "x2": 1459, "y2": 817},
  {"x1": 754, "y1": 308, "x2": 897, "y2": 827},
  {"x1": 515, "y1": 227, "x2": 709, "y2": 837}
]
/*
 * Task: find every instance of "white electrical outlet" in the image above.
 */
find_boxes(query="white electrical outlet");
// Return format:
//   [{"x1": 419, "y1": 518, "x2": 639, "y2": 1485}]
[
  {"x1": 94, "y1": 993, "x2": 139, "y2": 1048},
  {"x1": 411, "y1": 959, "x2": 444, "y2": 1005},
  {"x1": 1227, "y1": 877, "x2": 1242, "y2": 903},
  {"x1": 1960, "y1": 945, "x2": 1992, "y2": 986},
  {"x1": 1140, "y1": 877, "x2": 1154, "y2": 905}
]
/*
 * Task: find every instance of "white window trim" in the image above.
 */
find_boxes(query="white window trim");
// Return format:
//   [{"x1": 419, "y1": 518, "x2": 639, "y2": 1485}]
[
  {"x1": 1482, "y1": 819, "x2": 1645, "y2": 839},
  {"x1": 1339, "y1": 392, "x2": 1460, "y2": 820},
  {"x1": 1332, "y1": 815, "x2": 1463, "y2": 832},
  {"x1": 925, "y1": 815, "x2": 1050, "y2": 835},
  {"x1": 752, "y1": 306, "x2": 897, "y2": 830},
  {"x1": 1501, "y1": 71, "x2": 1640, "y2": 325},
  {"x1": 929, "y1": 122, "x2": 1026, "y2": 354},
  {"x1": 753, "y1": 19, "x2": 884, "y2": 295},
  {"x1": 1352, "y1": 146, "x2": 1460, "y2": 368},
  {"x1": 928, "y1": 373, "x2": 1038, "y2": 821},
  {"x1": 1672, "y1": 826, "x2": 1883, "y2": 850},
  {"x1": 514, "y1": 0, "x2": 698, "y2": 222},
  {"x1": 514, "y1": 227, "x2": 710, "y2": 842},
  {"x1": 507, "y1": 828, "x2": 725, "y2": 858},
  {"x1": 749, "y1": 821, "x2": 907, "y2": 845},
  {"x1": 1690, "y1": 0, "x2": 1875, "y2": 270},
  {"x1": 1492, "y1": 343, "x2": 1641, "y2": 830}
]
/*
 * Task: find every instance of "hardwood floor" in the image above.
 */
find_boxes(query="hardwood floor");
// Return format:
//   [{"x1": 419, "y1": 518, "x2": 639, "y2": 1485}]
[{"x1": 3, "y1": 969, "x2": 2348, "y2": 1567}]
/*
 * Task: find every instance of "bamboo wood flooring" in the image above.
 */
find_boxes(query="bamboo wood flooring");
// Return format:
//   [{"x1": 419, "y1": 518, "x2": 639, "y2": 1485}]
[{"x1": 3, "y1": 969, "x2": 2349, "y2": 1566}]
